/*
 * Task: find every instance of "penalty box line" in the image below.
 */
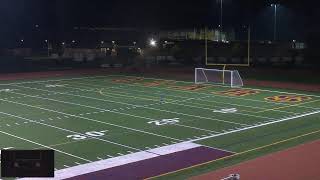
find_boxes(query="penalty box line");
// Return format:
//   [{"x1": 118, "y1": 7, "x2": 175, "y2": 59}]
[{"x1": 188, "y1": 110, "x2": 320, "y2": 143}]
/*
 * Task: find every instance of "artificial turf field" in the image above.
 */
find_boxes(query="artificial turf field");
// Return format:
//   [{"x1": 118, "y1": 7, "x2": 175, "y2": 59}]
[{"x1": 0, "y1": 74, "x2": 319, "y2": 179}]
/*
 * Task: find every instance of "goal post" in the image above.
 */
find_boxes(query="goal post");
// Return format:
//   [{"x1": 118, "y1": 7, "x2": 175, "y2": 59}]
[{"x1": 195, "y1": 68, "x2": 243, "y2": 87}]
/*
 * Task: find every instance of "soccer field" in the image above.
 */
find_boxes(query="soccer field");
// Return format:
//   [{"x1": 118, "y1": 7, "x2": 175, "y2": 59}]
[{"x1": 0, "y1": 74, "x2": 319, "y2": 179}]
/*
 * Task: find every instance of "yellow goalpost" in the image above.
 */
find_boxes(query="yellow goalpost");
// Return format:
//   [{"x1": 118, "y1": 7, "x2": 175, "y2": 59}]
[{"x1": 204, "y1": 26, "x2": 251, "y2": 84}]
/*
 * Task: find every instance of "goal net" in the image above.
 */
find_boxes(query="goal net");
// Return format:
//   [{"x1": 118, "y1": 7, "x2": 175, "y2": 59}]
[{"x1": 195, "y1": 68, "x2": 243, "y2": 87}]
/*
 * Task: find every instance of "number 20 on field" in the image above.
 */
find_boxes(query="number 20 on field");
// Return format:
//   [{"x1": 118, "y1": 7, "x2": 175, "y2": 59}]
[{"x1": 148, "y1": 118, "x2": 180, "y2": 126}]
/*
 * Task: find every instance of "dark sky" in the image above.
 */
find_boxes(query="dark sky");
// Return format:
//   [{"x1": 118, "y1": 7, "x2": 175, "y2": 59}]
[{"x1": 0, "y1": 0, "x2": 319, "y2": 41}]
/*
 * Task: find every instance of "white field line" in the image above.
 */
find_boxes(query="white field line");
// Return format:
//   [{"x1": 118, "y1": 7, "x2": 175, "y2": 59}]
[
  {"x1": 12, "y1": 85, "x2": 248, "y2": 126},
  {"x1": 67, "y1": 80, "x2": 296, "y2": 114},
  {"x1": 0, "y1": 111, "x2": 142, "y2": 151},
  {"x1": 109, "y1": 85, "x2": 299, "y2": 114},
  {"x1": 187, "y1": 110, "x2": 320, "y2": 143},
  {"x1": 0, "y1": 130, "x2": 92, "y2": 163},
  {"x1": 65, "y1": 85, "x2": 277, "y2": 121},
  {"x1": 1, "y1": 74, "x2": 319, "y2": 98},
  {"x1": 93, "y1": 76, "x2": 320, "y2": 110},
  {"x1": 0, "y1": 97, "x2": 181, "y2": 142},
  {"x1": 8, "y1": 91, "x2": 221, "y2": 133},
  {"x1": 2, "y1": 74, "x2": 319, "y2": 111},
  {"x1": 110, "y1": 74, "x2": 320, "y2": 98}
]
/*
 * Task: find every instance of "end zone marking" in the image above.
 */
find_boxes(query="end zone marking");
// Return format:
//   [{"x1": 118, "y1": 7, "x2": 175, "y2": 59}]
[{"x1": 256, "y1": 99, "x2": 320, "y2": 114}]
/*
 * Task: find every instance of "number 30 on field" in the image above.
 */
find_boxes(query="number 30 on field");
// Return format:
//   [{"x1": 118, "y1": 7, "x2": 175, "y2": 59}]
[
  {"x1": 67, "y1": 130, "x2": 107, "y2": 140},
  {"x1": 148, "y1": 118, "x2": 180, "y2": 126}
]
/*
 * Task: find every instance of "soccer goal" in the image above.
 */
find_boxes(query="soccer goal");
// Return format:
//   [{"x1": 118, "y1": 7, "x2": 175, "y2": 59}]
[{"x1": 195, "y1": 68, "x2": 243, "y2": 87}]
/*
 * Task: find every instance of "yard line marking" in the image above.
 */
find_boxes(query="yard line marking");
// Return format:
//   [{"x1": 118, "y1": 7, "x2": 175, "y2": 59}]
[
  {"x1": 187, "y1": 110, "x2": 320, "y2": 143},
  {"x1": 63, "y1": 165, "x2": 70, "y2": 168},
  {"x1": 57, "y1": 117, "x2": 62, "y2": 120},
  {"x1": 67, "y1": 81, "x2": 299, "y2": 114},
  {"x1": 0, "y1": 111, "x2": 143, "y2": 152},
  {"x1": 96, "y1": 77, "x2": 320, "y2": 110},
  {"x1": 42, "y1": 86, "x2": 248, "y2": 126},
  {"x1": 6, "y1": 91, "x2": 226, "y2": 137},
  {"x1": 33, "y1": 140, "x2": 89, "y2": 149},
  {"x1": 0, "y1": 130, "x2": 92, "y2": 162},
  {"x1": 85, "y1": 82, "x2": 292, "y2": 113},
  {"x1": 96, "y1": 87, "x2": 275, "y2": 121},
  {"x1": 6, "y1": 124, "x2": 10, "y2": 127},
  {"x1": 14, "y1": 123, "x2": 20, "y2": 125},
  {"x1": 176, "y1": 124, "x2": 219, "y2": 133},
  {"x1": 2, "y1": 74, "x2": 319, "y2": 99},
  {"x1": 97, "y1": 157, "x2": 103, "y2": 160},
  {"x1": 75, "y1": 162, "x2": 81, "y2": 165},
  {"x1": 107, "y1": 155, "x2": 114, "y2": 158},
  {"x1": 0, "y1": 98, "x2": 181, "y2": 142},
  {"x1": 110, "y1": 74, "x2": 320, "y2": 98}
]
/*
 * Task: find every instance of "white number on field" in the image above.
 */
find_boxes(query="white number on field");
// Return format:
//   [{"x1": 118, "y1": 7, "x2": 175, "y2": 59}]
[
  {"x1": 67, "y1": 130, "x2": 108, "y2": 140},
  {"x1": 213, "y1": 108, "x2": 237, "y2": 113},
  {"x1": 148, "y1": 118, "x2": 180, "y2": 126}
]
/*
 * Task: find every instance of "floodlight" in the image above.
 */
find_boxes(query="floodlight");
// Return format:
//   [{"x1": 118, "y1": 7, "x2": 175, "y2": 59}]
[{"x1": 149, "y1": 39, "x2": 157, "y2": 47}]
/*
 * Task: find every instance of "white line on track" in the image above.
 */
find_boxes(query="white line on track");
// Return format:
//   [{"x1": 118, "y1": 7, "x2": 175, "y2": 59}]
[{"x1": 0, "y1": 130, "x2": 92, "y2": 162}]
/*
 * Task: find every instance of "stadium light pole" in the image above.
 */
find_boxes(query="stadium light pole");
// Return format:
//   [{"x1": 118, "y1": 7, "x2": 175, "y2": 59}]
[
  {"x1": 271, "y1": 4, "x2": 278, "y2": 41},
  {"x1": 219, "y1": 0, "x2": 223, "y2": 42}
]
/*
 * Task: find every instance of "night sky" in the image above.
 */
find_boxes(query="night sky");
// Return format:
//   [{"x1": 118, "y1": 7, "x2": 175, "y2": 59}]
[{"x1": 0, "y1": 0, "x2": 319, "y2": 41}]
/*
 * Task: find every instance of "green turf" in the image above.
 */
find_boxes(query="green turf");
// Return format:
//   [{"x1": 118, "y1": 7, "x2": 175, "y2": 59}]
[{"x1": 0, "y1": 74, "x2": 319, "y2": 179}]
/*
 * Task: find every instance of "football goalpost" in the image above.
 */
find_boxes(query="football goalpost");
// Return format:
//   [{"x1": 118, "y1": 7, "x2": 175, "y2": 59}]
[
  {"x1": 195, "y1": 68, "x2": 243, "y2": 88},
  {"x1": 195, "y1": 26, "x2": 250, "y2": 88}
]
